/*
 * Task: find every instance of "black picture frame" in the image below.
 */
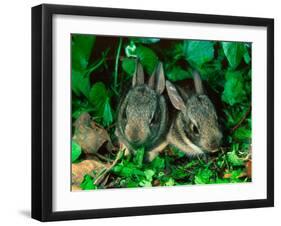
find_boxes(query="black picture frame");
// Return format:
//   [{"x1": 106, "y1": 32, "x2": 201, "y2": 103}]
[{"x1": 32, "y1": 4, "x2": 274, "y2": 222}]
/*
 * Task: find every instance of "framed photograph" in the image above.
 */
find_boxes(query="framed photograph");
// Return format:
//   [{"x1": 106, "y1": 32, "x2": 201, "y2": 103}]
[{"x1": 32, "y1": 4, "x2": 274, "y2": 221}]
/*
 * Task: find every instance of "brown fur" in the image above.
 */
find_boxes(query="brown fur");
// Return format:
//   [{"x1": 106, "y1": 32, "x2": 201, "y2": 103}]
[
  {"x1": 115, "y1": 62, "x2": 168, "y2": 155},
  {"x1": 148, "y1": 72, "x2": 222, "y2": 161}
]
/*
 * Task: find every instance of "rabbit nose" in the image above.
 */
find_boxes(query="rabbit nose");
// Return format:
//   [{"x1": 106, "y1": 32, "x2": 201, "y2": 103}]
[
  {"x1": 209, "y1": 139, "x2": 218, "y2": 150},
  {"x1": 209, "y1": 136, "x2": 222, "y2": 150},
  {"x1": 125, "y1": 126, "x2": 145, "y2": 144}
]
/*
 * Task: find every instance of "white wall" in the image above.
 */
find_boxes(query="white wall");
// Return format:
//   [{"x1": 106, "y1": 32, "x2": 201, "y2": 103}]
[{"x1": 0, "y1": 0, "x2": 279, "y2": 225}]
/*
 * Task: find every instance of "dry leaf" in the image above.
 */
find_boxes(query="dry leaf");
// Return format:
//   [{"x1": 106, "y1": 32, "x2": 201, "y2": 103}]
[
  {"x1": 72, "y1": 159, "x2": 109, "y2": 185},
  {"x1": 223, "y1": 173, "x2": 232, "y2": 179},
  {"x1": 71, "y1": 185, "x2": 82, "y2": 191},
  {"x1": 73, "y1": 113, "x2": 113, "y2": 154},
  {"x1": 245, "y1": 160, "x2": 252, "y2": 178}
]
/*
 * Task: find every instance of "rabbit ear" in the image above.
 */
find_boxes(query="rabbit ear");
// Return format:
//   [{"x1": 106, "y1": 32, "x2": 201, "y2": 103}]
[
  {"x1": 132, "y1": 60, "x2": 144, "y2": 87},
  {"x1": 193, "y1": 71, "x2": 204, "y2": 94},
  {"x1": 149, "y1": 62, "x2": 165, "y2": 94},
  {"x1": 166, "y1": 80, "x2": 186, "y2": 111}
]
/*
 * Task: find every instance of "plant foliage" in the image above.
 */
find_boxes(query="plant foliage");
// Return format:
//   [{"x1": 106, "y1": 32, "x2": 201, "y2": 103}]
[{"x1": 71, "y1": 35, "x2": 252, "y2": 189}]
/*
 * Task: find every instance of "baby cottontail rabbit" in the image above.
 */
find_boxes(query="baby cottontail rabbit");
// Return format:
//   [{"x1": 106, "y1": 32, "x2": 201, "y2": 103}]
[
  {"x1": 147, "y1": 71, "x2": 222, "y2": 161},
  {"x1": 115, "y1": 61, "x2": 168, "y2": 155}
]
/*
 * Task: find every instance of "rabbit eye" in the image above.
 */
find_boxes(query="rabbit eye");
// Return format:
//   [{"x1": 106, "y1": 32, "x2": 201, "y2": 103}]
[
  {"x1": 150, "y1": 112, "x2": 158, "y2": 126},
  {"x1": 122, "y1": 109, "x2": 127, "y2": 121},
  {"x1": 190, "y1": 123, "x2": 199, "y2": 136}
]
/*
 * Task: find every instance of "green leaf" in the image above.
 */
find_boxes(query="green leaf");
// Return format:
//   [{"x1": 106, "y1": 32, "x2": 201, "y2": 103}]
[
  {"x1": 112, "y1": 163, "x2": 145, "y2": 177},
  {"x1": 72, "y1": 70, "x2": 91, "y2": 98},
  {"x1": 139, "y1": 169, "x2": 155, "y2": 187},
  {"x1": 194, "y1": 168, "x2": 213, "y2": 184},
  {"x1": 89, "y1": 82, "x2": 113, "y2": 126},
  {"x1": 227, "y1": 151, "x2": 244, "y2": 166},
  {"x1": 125, "y1": 43, "x2": 158, "y2": 75},
  {"x1": 102, "y1": 97, "x2": 113, "y2": 127},
  {"x1": 133, "y1": 147, "x2": 145, "y2": 168},
  {"x1": 233, "y1": 126, "x2": 251, "y2": 141},
  {"x1": 122, "y1": 58, "x2": 136, "y2": 76},
  {"x1": 165, "y1": 178, "x2": 175, "y2": 186},
  {"x1": 243, "y1": 48, "x2": 251, "y2": 65},
  {"x1": 144, "y1": 169, "x2": 155, "y2": 181},
  {"x1": 222, "y1": 42, "x2": 247, "y2": 69},
  {"x1": 125, "y1": 41, "x2": 137, "y2": 57},
  {"x1": 151, "y1": 156, "x2": 165, "y2": 171},
  {"x1": 183, "y1": 40, "x2": 215, "y2": 67},
  {"x1": 71, "y1": 34, "x2": 95, "y2": 97},
  {"x1": 72, "y1": 34, "x2": 95, "y2": 71},
  {"x1": 222, "y1": 71, "x2": 246, "y2": 105},
  {"x1": 130, "y1": 37, "x2": 160, "y2": 44},
  {"x1": 80, "y1": 175, "x2": 97, "y2": 190},
  {"x1": 139, "y1": 180, "x2": 152, "y2": 187},
  {"x1": 137, "y1": 45, "x2": 158, "y2": 74},
  {"x1": 166, "y1": 65, "x2": 192, "y2": 81},
  {"x1": 71, "y1": 141, "x2": 82, "y2": 162},
  {"x1": 89, "y1": 82, "x2": 108, "y2": 108},
  {"x1": 72, "y1": 103, "x2": 95, "y2": 120}
]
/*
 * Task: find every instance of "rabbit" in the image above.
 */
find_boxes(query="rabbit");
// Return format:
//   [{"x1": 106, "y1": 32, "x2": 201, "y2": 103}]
[
  {"x1": 147, "y1": 71, "x2": 223, "y2": 161},
  {"x1": 115, "y1": 61, "x2": 168, "y2": 156}
]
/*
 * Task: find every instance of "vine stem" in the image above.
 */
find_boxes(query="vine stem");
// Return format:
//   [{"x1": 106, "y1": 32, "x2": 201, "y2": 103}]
[
  {"x1": 230, "y1": 106, "x2": 251, "y2": 134},
  {"x1": 85, "y1": 48, "x2": 110, "y2": 76},
  {"x1": 114, "y1": 37, "x2": 123, "y2": 89},
  {"x1": 93, "y1": 149, "x2": 124, "y2": 186}
]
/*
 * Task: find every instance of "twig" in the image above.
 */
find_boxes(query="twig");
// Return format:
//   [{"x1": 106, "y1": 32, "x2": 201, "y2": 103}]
[
  {"x1": 100, "y1": 174, "x2": 110, "y2": 187},
  {"x1": 93, "y1": 149, "x2": 124, "y2": 186},
  {"x1": 105, "y1": 177, "x2": 121, "y2": 188},
  {"x1": 230, "y1": 106, "x2": 251, "y2": 134},
  {"x1": 114, "y1": 37, "x2": 123, "y2": 89},
  {"x1": 94, "y1": 153, "x2": 113, "y2": 163}
]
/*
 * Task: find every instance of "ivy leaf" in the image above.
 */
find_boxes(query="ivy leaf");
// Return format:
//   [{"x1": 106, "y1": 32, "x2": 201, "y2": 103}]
[
  {"x1": 71, "y1": 34, "x2": 95, "y2": 97},
  {"x1": 243, "y1": 48, "x2": 251, "y2": 65},
  {"x1": 122, "y1": 58, "x2": 136, "y2": 76},
  {"x1": 222, "y1": 71, "x2": 246, "y2": 105},
  {"x1": 102, "y1": 98, "x2": 113, "y2": 127},
  {"x1": 89, "y1": 82, "x2": 113, "y2": 127},
  {"x1": 80, "y1": 175, "x2": 97, "y2": 190},
  {"x1": 112, "y1": 164, "x2": 144, "y2": 177},
  {"x1": 72, "y1": 34, "x2": 95, "y2": 71},
  {"x1": 72, "y1": 140, "x2": 82, "y2": 163},
  {"x1": 227, "y1": 151, "x2": 244, "y2": 166},
  {"x1": 165, "y1": 65, "x2": 192, "y2": 81},
  {"x1": 125, "y1": 43, "x2": 158, "y2": 75},
  {"x1": 72, "y1": 100, "x2": 95, "y2": 119},
  {"x1": 89, "y1": 82, "x2": 108, "y2": 109},
  {"x1": 183, "y1": 40, "x2": 215, "y2": 67},
  {"x1": 72, "y1": 70, "x2": 91, "y2": 98},
  {"x1": 222, "y1": 42, "x2": 247, "y2": 69}
]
